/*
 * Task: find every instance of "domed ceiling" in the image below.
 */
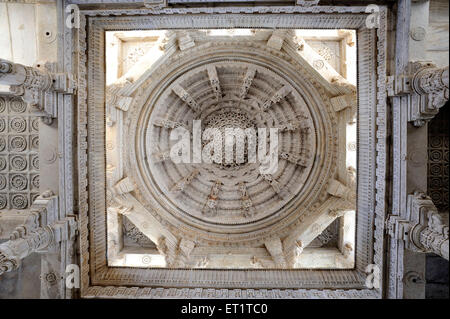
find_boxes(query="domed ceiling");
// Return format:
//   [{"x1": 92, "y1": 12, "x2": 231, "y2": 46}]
[{"x1": 105, "y1": 29, "x2": 357, "y2": 269}]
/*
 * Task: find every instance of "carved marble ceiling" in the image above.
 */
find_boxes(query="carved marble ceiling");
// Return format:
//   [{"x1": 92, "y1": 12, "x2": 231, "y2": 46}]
[{"x1": 105, "y1": 29, "x2": 357, "y2": 270}]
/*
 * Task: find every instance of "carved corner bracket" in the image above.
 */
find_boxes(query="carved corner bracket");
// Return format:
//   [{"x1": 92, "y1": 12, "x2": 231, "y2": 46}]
[
  {"x1": 387, "y1": 61, "x2": 449, "y2": 126},
  {"x1": 0, "y1": 192, "x2": 77, "y2": 276},
  {"x1": 387, "y1": 191, "x2": 449, "y2": 260},
  {"x1": 0, "y1": 59, "x2": 76, "y2": 124}
]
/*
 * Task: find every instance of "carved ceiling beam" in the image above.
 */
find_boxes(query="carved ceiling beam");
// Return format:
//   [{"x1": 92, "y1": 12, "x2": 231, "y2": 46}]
[
  {"x1": 114, "y1": 177, "x2": 135, "y2": 195},
  {"x1": 106, "y1": 207, "x2": 123, "y2": 261},
  {"x1": 239, "y1": 67, "x2": 256, "y2": 99},
  {"x1": 267, "y1": 30, "x2": 293, "y2": 51},
  {"x1": 327, "y1": 178, "x2": 356, "y2": 207},
  {"x1": 202, "y1": 180, "x2": 222, "y2": 217},
  {"x1": 207, "y1": 65, "x2": 222, "y2": 101},
  {"x1": 239, "y1": 182, "x2": 255, "y2": 218},
  {"x1": 106, "y1": 83, "x2": 134, "y2": 127},
  {"x1": 107, "y1": 91, "x2": 132, "y2": 115},
  {"x1": 156, "y1": 236, "x2": 187, "y2": 268},
  {"x1": 172, "y1": 84, "x2": 201, "y2": 113},
  {"x1": 387, "y1": 192, "x2": 449, "y2": 260},
  {"x1": 283, "y1": 197, "x2": 351, "y2": 267},
  {"x1": 0, "y1": 59, "x2": 76, "y2": 123},
  {"x1": 111, "y1": 193, "x2": 179, "y2": 260},
  {"x1": 292, "y1": 37, "x2": 354, "y2": 94},
  {"x1": 330, "y1": 93, "x2": 357, "y2": 113},
  {"x1": 295, "y1": 247, "x2": 354, "y2": 269},
  {"x1": 0, "y1": 193, "x2": 76, "y2": 276},
  {"x1": 264, "y1": 237, "x2": 287, "y2": 268},
  {"x1": 170, "y1": 170, "x2": 199, "y2": 196},
  {"x1": 152, "y1": 149, "x2": 171, "y2": 163},
  {"x1": 171, "y1": 238, "x2": 196, "y2": 268},
  {"x1": 153, "y1": 116, "x2": 188, "y2": 130},
  {"x1": 387, "y1": 61, "x2": 449, "y2": 126},
  {"x1": 279, "y1": 151, "x2": 309, "y2": 167},
  {"x1": 177, "y1": 31, "x2": 196, "y2": 51},
  {"x1": 261, "y1": 86, "x2": 291, "y2": 111}
]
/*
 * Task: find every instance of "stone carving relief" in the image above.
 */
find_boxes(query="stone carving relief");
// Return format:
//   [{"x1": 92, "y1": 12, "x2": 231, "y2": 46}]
[
  {"x1": 0, "y1": 96, "x2": 39, "y2": 210},
  {"x1": 0, "y1": 59, "x2": 76, "y2": 122},
  {"x1": 428, "y1": 104, "x2": 449, "y2": 212},
  {"x1": 0, "y1": 194, "x2": 76, "y2": 276},
  {"x1": 77, "y1": 5, "x2": 387, "y2": 297},
  {"x1": 387, "y1": 61, "x2": 449, "y2": 126},
  {"x1": 387, "y1": 192, "x2": 449, "y2": 260},
  {"x1": 103, "y1": 29, "x2": 358, "y2": 271},
  {"x1": 122, "y1": 216, "x2": 157, "y2": 248},
  {"x1": 0, "y1": 0, "x2": 404, "y2": 300}
]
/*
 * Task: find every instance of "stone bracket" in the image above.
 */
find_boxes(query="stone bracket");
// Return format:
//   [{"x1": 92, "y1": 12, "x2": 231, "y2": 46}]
[
  {"x1": 0, "y1": 193, "x2": 78, "y2": 275},
  {"x1": 0, "y1": 59, "x2": 77, "y2": 123},
  {"x1": 144, "y1": 0, "x2": 167, "y2": 10},
  {"x1": 386, "y1": 192, "x2": 449, "y2": 260},
  {"x1": 387, "y1": 61, "x2": 449, "y2": 126},
  {"x1": 296, "y1": 0, "x2": 320, "y2": 6}
]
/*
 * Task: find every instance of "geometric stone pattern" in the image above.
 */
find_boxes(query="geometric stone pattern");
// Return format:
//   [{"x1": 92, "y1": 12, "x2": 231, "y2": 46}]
[
  {"x1": 0, "y1": 96, "x2": 39, "y2": 210},
  {"x1": 428, "y1": 103, "x2": 449, "y2": 213}
]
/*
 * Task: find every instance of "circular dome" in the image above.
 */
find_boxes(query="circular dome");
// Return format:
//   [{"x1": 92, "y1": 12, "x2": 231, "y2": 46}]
[{"x1": 124, "y1": 41, "x2": 337, "y2": 245}]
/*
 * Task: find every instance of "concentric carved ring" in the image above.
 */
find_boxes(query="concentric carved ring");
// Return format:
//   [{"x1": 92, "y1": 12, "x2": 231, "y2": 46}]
[{"x1": 123, "y1": 42, "x2": 337, "y2": 244}]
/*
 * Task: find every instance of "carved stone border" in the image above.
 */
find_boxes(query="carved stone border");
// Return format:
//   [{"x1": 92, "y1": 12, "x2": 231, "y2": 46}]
[{"x1": 75, "y1": 6, "x2": 387, "y2": 298}]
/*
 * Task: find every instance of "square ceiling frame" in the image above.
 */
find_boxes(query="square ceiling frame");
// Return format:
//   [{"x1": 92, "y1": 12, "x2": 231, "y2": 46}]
[{"x1": 74, "y1": 5, "x2": 388, "y2": 299}]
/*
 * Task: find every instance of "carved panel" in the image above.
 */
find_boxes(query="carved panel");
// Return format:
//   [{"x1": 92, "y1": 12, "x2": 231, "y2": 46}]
[
  {"x1": 428, "y1": 103, "x2": 449, "y2": 212},
  {"x1": 0, "y1": 96, "x2": 39, "y2": 210}
]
